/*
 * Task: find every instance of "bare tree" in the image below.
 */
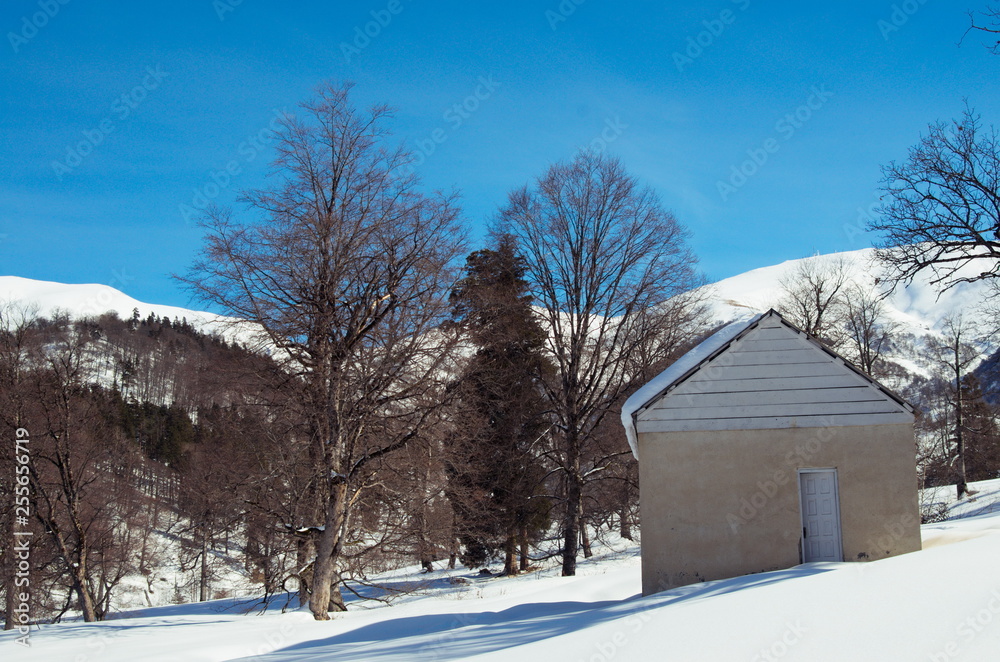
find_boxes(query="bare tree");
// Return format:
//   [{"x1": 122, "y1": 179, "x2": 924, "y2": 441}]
[
  {"x1": 25, "y1": 319, "x2": 143, "y2": 622},
  {"x1": 181, "y1": 82, "x2": 465, "y2": 620},
  {"x1": 495, "y1": 151, "x2": 705, "y2": 576},
  {"x1": 842, "y1": 284, "x2": 899, "y2": 377},
  {"x1": 929, "y1": 314, "x2": 984, "y2": 498},
  {"x1": 870, "y1": 106, "x2": 1000, "y2": 294},
  {"x1": 963, "y1": 4, "x2": 1000, "y2": 53},
  {"x1": 776, "y1": 256, "x2": 850, "y2": 345},
  {"x1": 177, "y1": 437, "x2": 242, "y2": 603}
]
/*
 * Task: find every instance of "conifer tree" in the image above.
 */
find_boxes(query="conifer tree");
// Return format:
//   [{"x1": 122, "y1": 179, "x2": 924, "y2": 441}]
[{"x1": 448, "y1": 236, "x2": 551, "y2": 574}]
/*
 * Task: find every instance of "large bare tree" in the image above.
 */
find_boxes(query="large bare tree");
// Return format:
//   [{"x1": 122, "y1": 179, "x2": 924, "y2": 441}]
[
  {"x1": 181, "y1": 83, "x2": 466, "y2": 620},
  {"x1": 495, "y1": 151, "x2": 705, "y2": 576},
  {"x1": 870, "y1": 107, "x2": 1000, "y2": 295}
]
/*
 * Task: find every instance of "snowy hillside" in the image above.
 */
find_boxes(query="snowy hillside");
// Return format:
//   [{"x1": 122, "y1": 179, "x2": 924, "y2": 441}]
[
  {"x1": 4, "y1": 479, "x2": 999, "y2": 661},
  {"x1": 698, "y1": 247, "x2": 994, "y2": 390},
  {"x1": 0, "y1": 276, "x2": 223, "y2": 329},
  {"x1": 3, "y1": 248, "x2": 989, "y2": 397},
  {"x1": 0, "y1": 276, "x2": 258, "y2": 345},
  {"x1": 4, "y1": 247, "x2": 987, "y2": 345},
  {"x1": 703, "y1": 247, "x2": 987, "y2": 336}
]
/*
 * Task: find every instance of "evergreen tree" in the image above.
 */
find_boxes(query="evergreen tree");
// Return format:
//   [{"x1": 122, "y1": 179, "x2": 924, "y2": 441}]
[{"x1": 448, "y1": 235, "x2": 551, "y2": 574}]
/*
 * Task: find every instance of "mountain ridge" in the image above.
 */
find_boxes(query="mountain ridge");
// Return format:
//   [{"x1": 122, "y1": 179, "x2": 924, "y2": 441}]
[{"x1": 2, "y1": 247, "x2": 993, "y2": 383}]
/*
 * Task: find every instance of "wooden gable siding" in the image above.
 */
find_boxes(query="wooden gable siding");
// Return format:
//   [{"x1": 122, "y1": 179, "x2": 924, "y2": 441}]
[{"x1": 636, "y1": 315, "x2": 912, "y2": 433}]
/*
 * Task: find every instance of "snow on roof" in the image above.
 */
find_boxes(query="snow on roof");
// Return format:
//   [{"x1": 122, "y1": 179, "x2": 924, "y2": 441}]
[{"x1": 621, "y1": 313, "x2": 762, "y2": 460}]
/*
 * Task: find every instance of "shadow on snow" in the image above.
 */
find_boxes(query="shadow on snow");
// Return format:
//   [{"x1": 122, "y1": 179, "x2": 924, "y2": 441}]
[{"x1": 232, "y1": 564, "x2": 834, "y2": 661}]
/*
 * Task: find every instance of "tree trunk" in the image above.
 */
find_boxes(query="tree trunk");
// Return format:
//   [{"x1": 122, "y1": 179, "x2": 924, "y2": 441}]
[
  {"x1": 309, "y1": 482, "x2": 348, "y2": 620},
  {"x1": 955, "y1": 393, "x2": 968, "y2": 499},
  {"x1": 580, "y1": 517, "x2": 592, "y2": 558},
  {"x1": 519, "y1": 525, "x2": 529, "y2": 572},
  {"x1": 3, "y1": 543, "x2": 15, "y2": 630},
  {"x1": 503, "y1": 532, "x2": 517, "y2": 576},
  {"x1": 448, "y1": 511, "x2": 458, "y2": 569},
  {"x1": 418, "y1": 444, "x2": 434, "y2": 572},
  {"x1": 619, "y1": 506, "x2": 632, "y2": 541},
  {"x1": 327, "y1": 583, "x2": 346, "y2": 612},
  {"x1": 562, "y1": 458, "x2": 583, "y2": 576},
  {"x1": 74, "y1": 561, "x2": 98, "y2": 622},
  {"x1": 199, "y1": 529, "x2": 209, "y2": 602},
  {"x1": 416, "y1": 488, "x2": 433, "y2": 572},
  {"x1": 954, "y1": 345, "x2": 969, "y2": 499},
  {"x1": 296, "y1": 536, "x2": 313, "y2": 608}
]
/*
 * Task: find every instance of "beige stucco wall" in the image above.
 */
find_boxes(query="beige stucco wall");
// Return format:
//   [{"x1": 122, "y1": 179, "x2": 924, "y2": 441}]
[{"x1": 637, "y1": 422, "x2": 921, "y2": 596}]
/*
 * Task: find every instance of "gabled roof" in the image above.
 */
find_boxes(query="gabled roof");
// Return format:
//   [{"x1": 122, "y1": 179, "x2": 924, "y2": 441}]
[{"x1": 621, "y1": 309, "x2": 915, "y2": 459}]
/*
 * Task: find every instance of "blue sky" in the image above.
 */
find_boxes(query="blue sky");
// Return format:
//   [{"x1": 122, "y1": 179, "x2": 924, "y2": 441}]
[{"x1": 1, "y1": 0, "x2": 998, "y2": 310}]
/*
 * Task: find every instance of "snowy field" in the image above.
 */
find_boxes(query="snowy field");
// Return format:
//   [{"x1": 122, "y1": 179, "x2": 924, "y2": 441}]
[{"x1": 5, "y1": 479, "x2": 1000, "y2": 661}]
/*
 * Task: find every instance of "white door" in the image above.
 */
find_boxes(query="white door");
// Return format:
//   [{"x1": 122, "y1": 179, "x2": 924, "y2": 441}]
[{"x1": 799, "y1": 469, "x2": 843, "y2": 563}]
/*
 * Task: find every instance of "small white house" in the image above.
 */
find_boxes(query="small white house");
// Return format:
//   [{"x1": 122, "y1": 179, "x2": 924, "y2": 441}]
[{"x1": 622, "y1": 310, "x2": 921, "y2": 595}]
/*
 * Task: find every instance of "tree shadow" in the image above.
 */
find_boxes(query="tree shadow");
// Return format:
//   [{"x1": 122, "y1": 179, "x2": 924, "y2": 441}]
[{"x1": 232, "y1": 564, "x2": 835, "y2": 661}]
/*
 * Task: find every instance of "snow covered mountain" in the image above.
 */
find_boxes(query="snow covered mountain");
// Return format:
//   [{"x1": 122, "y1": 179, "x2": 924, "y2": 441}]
[
  {"x1": 696, "y1": 247, "x2": 993, "y2": 391},
  {"x1": 0, "y1": 275, "x2": 257, "y2": 345},
  {"x1": 0, "y1": 276, "x2": 223, "y2": 329},
  {"x1": 701, "y1": 247, "x2": 985, "y2": 337},
  {"x1": 1, "y1": 246, "x2": 991, "y2": 375}
]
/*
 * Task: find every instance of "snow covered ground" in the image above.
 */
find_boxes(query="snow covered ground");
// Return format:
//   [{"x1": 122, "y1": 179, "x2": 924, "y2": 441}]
[{"x1": 5, "y1": 479, "x2": 1000, "y2": 661}]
